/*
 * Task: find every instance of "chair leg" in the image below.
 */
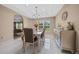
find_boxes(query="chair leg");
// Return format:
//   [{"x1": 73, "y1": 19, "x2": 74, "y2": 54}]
[
  {"x1": 23, "y1": 42, "x2": 26, "y2": 53},
  {"x1": 32, "y1": 42, "x2": 35, "y2": 54}
]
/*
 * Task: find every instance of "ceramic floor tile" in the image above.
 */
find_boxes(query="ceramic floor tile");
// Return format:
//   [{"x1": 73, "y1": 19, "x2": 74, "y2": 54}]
[{"x1": 0, "y1": 33, "x2": 68, "y2": 54}]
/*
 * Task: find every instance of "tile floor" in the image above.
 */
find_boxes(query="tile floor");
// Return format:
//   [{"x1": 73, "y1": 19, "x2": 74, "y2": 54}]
[{"x1": 0, "y1": 33, "x2": 71, "y2": 54}]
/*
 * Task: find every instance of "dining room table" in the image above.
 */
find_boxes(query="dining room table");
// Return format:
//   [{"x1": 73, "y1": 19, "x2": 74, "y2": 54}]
[
  {"x1": 33, "y1": 30, "x2": 43, "y2": 38},
  {"x1": 33, "y1": 29, "x2": 45, "y2": 47},
  {"x1": 33, "y1": 30, "x2": 42, "y2": 35}
]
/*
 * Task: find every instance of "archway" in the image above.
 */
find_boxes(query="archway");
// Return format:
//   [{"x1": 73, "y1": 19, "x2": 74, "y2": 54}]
[{"x1": 14, "y1": 15, "x2": 23, "y2": 39}]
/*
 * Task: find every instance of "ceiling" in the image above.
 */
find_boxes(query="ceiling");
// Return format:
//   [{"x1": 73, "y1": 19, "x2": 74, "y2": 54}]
[{"x1": 3, "y1": 4, "x2": 64, "y2": 19}]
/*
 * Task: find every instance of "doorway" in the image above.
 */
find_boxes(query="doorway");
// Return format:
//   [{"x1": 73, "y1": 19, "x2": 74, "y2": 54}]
[{"x1": 14, "y1": 15, "x2": 23, "y2": 39}]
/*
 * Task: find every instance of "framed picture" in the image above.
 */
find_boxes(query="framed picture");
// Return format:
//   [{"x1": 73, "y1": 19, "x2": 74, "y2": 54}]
[{"x1": 62, "y1": 11, "x2": 68, "y2": 20}]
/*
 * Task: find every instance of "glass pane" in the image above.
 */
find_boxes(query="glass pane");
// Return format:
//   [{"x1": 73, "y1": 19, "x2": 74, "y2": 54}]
[
  {"x1": 18, "y1": 23, "x2": 22, "y2": 29},
  {"x1": 39, "y1": 23, "x2": 43, "y2": 29},
  {"x1": 16, "y1": 23, "x2": 19, "y2": 29},
  {"x1": 44, "y1": 21, "x2": 50, "y2": 32}
]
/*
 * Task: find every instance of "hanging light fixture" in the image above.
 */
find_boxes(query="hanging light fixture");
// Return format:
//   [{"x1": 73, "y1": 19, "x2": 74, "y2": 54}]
[
  {"x1": 35, "y1": 6, "x2": 39, "y2": 23},
  {"x1": 34, "y1": 6, "x2": 39, "y2": 31}
]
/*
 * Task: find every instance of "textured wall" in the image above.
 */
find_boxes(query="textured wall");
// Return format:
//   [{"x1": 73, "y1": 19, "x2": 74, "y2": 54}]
[
  {"x1": 0, "y1": 5, "x2": 16, "y2": 41},
  {"x1": 56, "y1": 4, "x2": 79, "y2": 53}
]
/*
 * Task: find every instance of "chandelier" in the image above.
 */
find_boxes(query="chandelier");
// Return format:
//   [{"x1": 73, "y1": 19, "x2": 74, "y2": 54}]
[
  {"x1": 35, "y1": 6, "x2": 39, "y2": 21},
  {"x1": 33, "y1": 6, "x2": 39, "y2": 31}
]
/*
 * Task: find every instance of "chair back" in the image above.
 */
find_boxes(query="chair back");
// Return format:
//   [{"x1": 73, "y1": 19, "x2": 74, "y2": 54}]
[
  {"x1": 41, "y1": 28, "x2": 45, "y2": 38},
  {"x1": 23, "y1": 28, "x2": 33, "y2": 43}
]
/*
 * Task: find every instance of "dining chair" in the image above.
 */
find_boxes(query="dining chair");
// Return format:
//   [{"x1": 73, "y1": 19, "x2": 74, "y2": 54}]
[
  {"x1": 41, "y1": 28, "x2": 45, "y2": 39},
  {"x1": 40, "y1": 28, "x2": 45, "y2": 46},
  {"x1": 23, "y1": 28, "x2": 38, "y2": 53}
]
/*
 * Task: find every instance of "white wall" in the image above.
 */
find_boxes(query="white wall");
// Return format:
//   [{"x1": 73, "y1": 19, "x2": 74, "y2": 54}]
[
  {"x1": 56, "y1": 4, "x2": 79, "y2": 53},
  {"x1": 0, "y1": 5, "x2": 16, "y2": 41},
  {"x1": 23, "y1": 17, "x2": 35, "y2": 29}
]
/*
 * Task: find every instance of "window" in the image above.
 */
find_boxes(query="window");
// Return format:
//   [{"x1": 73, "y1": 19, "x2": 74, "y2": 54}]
[
  {"x1": 14, "y1": 15, "x2": 23, "y2": 30},
  {"x1": 39, "y1": 20, "x2": 50, "y2": 32},
  {"x1": 14, "y1": 15, "x2": 23, "y2": 38},
  {"x1": 16, "y1": 22, "x2": 22, "y2": 30},
  {"x1": 44, "y1": 21, "x2": 50, "y2": 32}
]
